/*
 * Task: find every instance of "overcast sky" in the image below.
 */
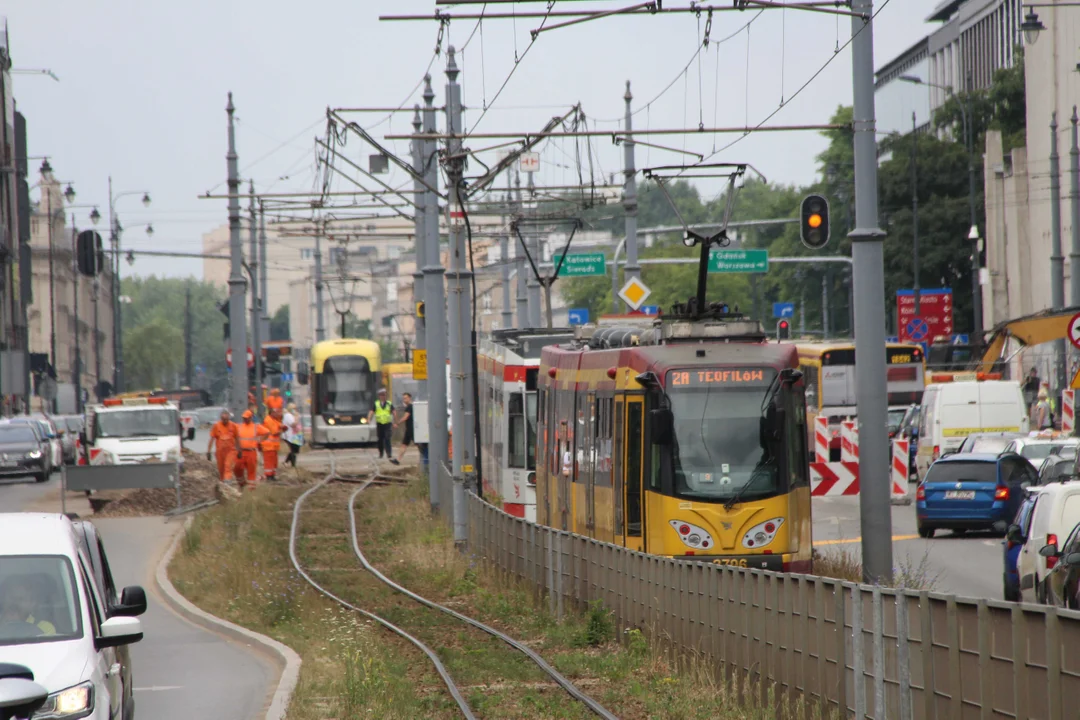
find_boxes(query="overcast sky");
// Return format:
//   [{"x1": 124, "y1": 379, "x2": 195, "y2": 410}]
[{"x1": 7, "y1": 0, "x2": 940, "y2": 280}]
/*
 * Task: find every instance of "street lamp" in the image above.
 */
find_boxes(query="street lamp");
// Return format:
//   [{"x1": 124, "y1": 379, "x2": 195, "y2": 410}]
[
  {"x1": 898, "y1": 73, "x2": 983, "y2": 342},
  {"x1": 1021, "y1": 8, "x2": 1046, "y2": 45},
  {"x1": 63, "y1": 184, "x2": 75, "y2": 203},
  {"x1": 89, "y1": 207, "x2": 101, "y2": 225},
  {"x1": 108, "y1": 180, "x2": 152, "y2": 393},
  {"x1": 145, "y1": 223, "x2": 154, "y2": 238}
]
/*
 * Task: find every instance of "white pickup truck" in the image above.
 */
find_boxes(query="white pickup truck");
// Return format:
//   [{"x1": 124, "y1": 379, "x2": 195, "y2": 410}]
[{"x1": 81, "y1": 397, "x2": 193, "y2": 465}]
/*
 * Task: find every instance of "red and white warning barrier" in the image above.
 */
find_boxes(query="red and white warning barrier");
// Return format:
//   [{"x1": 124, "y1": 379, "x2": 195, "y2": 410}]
[
  {"x1": 1063, "y1": 389, "x2": 1075, "y2": 434},
  {"x1": 814, "y1": 415, "x2": 829, "y2": 463},
  {"x1": 891, "y1": 437, "x2": 911, "y2": 487},
  {"x1": 77, "y1": 447, "x2": 111, "y2": 466},
  {"x1": 840, "y1": 420, "x2": 859, "y2": 462},
  {"x1": 809, "y1": 434, "x2": 909, "y2": 504}
]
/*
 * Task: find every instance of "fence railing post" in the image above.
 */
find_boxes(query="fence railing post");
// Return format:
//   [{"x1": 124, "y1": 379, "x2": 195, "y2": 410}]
[{"x1": 897, "y1": 591, "x2": 912, "y2": 720}]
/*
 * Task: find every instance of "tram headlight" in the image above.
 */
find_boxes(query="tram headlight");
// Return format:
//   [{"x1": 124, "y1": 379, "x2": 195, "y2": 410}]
[
  {"x1": 668, "y1": 520, "x2": 714, "y2": 550},
  {"x1": 742, "y1": 517, "x2": 785, "y2": 549},
  {"x1": 327, "y1": 418, "x2": 336, "y2": 425}
]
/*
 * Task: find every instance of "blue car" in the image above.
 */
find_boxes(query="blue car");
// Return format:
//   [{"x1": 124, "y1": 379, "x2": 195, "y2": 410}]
[
  {"x1": 916, "y1": 452, "x2": 1038, "y2": 538},
  {"x1": 1003, "y1": 492, "x2": 1040, "y2": 601}
]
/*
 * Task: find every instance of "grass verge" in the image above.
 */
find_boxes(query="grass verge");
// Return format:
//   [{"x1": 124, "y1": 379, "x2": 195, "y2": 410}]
[{"x1": 170, "y1": 473, "x2": 821, "y2": 719}]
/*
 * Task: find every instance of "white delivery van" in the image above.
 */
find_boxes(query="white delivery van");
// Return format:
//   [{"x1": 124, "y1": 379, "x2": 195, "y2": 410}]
[
  {"x1": 1016, "y1": 481, "x2": 1080, "y2": 604},
  {"x1": 916, "y1": 379, "x2": 1028, "y2": 477}
]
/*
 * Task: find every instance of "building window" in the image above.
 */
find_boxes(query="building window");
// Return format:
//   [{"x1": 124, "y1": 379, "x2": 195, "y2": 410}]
[{"x1": 300, "y1": 248, "x2": 313, "y2": 260}]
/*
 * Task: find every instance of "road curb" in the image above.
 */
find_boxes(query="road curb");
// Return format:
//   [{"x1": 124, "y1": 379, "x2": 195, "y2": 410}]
[{"x1": 154, "y1": 517, "x2": 301, "y2": 720}]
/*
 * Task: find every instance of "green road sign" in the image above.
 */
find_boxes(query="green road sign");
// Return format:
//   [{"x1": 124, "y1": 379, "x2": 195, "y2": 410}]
[
  {"x1": 556, "y1": 252, "x2": 607, "y2": 277},
  {"x1": 708, "y1": 249, "x2": 769, "y2": 273}
]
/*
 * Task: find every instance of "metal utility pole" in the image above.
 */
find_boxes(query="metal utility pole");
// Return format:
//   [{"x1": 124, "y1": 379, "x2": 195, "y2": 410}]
[
  {"x1": 444, "y1": 46, "x2": 477, "y2": 484},
  {"x1": 623, "y1": 80, "x2": 641, "y2": 313},
  {"x1": 314, "y1": 217, "x2": 326, "y2": 343},
  {"x1": 850, "y1": 0, "x2": 893, "y2": 584},
  {"x1": 45, "y1": 175, "x2": 57, "y2": 413},
  {"x1": 525, "y1": 172, "x2": 542, "y2": 327},
  {"x1": 515, "y1": 171, "x2": 529, "y2": 327},
  {"x1": 501, "y1": 183, "x2": 514, "y2": 330},
  {"x1": 1051, "y1": 112, "x2": 1067, "y2": 394},
  {"x1": 966, "y1": 73, "x2": 982, "y2": 342},
  {"x1": 410, "y1": 105, "x2": 428, "y2": 397},
  {"x1": 184, "y1": 284, "x2": 193, "y2": 387},
  {"x1": 248, "y1": 181, "x2": 263, "y2": 415},
  {"x1": 822, "y1": 273, "x2": 830, "y2": 338},
  {"x1": 911, "y1": 112, "x2": 921, "y2": 317},
  {"x1": 421, "y1": 73, "x2": 449, "y2": 508},
  {"x1": 70, "y1": 218, "x2": 82, "y2": 413},
  {"x1": 225, "y1": 93, "x2": 249, "y2": 419},
  {"x1": 259, "y1": 202, "x2": 270, "y2": 346},
  {"x1": 1069, "y1": 108, "x2": 1080, "y2": 310},
  {"x1": 92, "y1": 277, "x2": 101, "y2": 400}
]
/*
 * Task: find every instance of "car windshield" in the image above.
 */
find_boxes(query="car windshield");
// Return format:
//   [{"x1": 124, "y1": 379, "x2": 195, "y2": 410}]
[
  {"x1": 1040, "y1": 460, "x2": 1074, "y2": 484},
  {"x1": 887, "y1": 409, "x2": 907, "y2": 432},
  {"x1": 961, "y1": 436, "x2": 1012, "y2": 454},
  {"x1": 63, "y1": 417, "x2": 83, "y2": 433},
  {"x1": 666, "y1": 368, "x2": 780, "y2": 500},
  {"x1": 320, "y1": 356, "x2": 374, "y2": 414},
  {"x1": 926, "y1": 460, "x2": 997, "y2": 485},
  {"x1": 95, "y1": 408, "x2": 178, "y2": 438},
  {"x1": 0, "y1": 427, "x2": 38, "y2": 444},
  {"x1": 0, "y1": 556, "x2": 82, "y2": 646},
  {"x1": 1021, "y1": 444, "x2": 1055, "y2": 461}
]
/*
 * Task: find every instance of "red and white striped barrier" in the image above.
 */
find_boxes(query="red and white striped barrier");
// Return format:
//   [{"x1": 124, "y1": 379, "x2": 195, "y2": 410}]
[
  {"x1": 1063, "y1": 389, "x2": 1075, "y2": 434},
  {"x1": 814, "y1": 415, "x2": 829, "y2": 463},
  {"x1": 77, "y1": 447, "x2": 110, "y2": 466},
  {"x1": 809, "y1": 436, "x2": 910, "y2": 505},
  {"x1": 892, "y1": 437, "x2": 911, "y2": 488},
  {"x1": 840, "y1": 420, "x2": 859, "y2": 462}
]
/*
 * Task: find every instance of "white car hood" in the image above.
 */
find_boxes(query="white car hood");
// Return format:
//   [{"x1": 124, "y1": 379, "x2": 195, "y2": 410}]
[
  {"x1": 0, "y1": 638, "x2": 92, "y2": 693},
  {"x1": 96, "y1": 436, "x2": 176, "y2": 458}
]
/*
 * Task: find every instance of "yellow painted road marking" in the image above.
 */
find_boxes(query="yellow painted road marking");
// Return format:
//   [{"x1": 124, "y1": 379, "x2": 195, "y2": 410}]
[{"x1": 813, "y1": 534, "x2": 920, "y2": 546}]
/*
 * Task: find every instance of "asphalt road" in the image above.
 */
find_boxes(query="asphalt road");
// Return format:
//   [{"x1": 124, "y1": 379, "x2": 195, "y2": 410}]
[
  {"x1": 95, "y1": 517, "x2": 273, "y2": 720},
  {"x1": 0, "y1": 466, "x2": 62, "y2": 511},
  {"x1": 812, "y1": 495, "x2": 1005, "y2": 600}
]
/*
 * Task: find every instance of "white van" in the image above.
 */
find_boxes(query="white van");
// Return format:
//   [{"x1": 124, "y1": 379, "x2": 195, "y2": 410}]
[
  {"x1": 1015, "y1": 481, "x2": 1080, "y2": 603},
  {"x1": 916, "y1": 380, "x2": 1028, "y2": 477}
]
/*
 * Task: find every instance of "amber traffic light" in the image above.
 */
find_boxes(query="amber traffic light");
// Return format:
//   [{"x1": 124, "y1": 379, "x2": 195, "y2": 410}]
[{"x1": 800, "y1": 194, "x2": 830, "y2": 250}]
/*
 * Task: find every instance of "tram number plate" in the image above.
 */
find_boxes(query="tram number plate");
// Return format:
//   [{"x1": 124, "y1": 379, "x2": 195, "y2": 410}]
[{"x1": 712, "y1": 558, "x2": 748, "y2": 567}]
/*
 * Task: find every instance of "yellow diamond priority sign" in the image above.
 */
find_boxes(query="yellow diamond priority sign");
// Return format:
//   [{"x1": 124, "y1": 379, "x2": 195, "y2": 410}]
[{"x1": 619, "y1": 277, "x2": 651, "y2": 311}]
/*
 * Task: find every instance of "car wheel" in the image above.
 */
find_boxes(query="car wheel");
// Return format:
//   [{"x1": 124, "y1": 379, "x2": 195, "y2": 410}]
[
  {"x1": 918, "y1": 525, "x2": 934, "y2": 539},
  {"x1": 34, "y1": 472, "x2": 46, "y2": 483}
]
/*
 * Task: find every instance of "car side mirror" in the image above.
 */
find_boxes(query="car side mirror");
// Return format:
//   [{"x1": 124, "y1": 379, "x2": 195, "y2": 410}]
[
  {"x1": 0, "y1": 677, "x2": 50, "y2": 718},
  {"x1": 649, "y1": 408, "x2": 673, "y2": 445},
  {"x1": 112, "y1": 586, "x2": 147, "y2": 617},
  {"x1": 1066, "y1": 552, "x2": 1080, "y2": 567},
  {"x1": 186, "y1": 428, "x2": 195, "y2": 441},
  {"x1": 1039, "y1": 543, "x2": 1060, "y2": 558},
  {"x1": 95, "y1": 616, "x2": 143, "y2": 649}
]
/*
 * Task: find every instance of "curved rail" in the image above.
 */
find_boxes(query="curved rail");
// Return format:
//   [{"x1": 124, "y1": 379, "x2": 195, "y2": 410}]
[
  {"x1": 288, "y1": 466, "x2": 477, "y2": 718},
  {"x1": 344, "y1": 486, "x2": 621, "y2": 720}
]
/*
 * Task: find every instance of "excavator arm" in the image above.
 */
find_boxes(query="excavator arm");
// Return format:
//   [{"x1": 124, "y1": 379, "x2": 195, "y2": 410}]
[{"x1": 976, "y1": 305, "x2": 1080, "y2": 380}]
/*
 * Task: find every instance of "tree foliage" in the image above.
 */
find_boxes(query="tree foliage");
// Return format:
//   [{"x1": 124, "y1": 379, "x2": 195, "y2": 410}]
[{"x1": 269, "y1": 305, "x2": 290, "y2": 341}]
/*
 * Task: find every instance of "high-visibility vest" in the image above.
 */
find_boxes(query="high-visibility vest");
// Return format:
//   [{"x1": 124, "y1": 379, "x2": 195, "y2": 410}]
[
  {"x1": 267, "y1": 395, "x2": 284, "y2": 412},
  {"x1": 262, "y1": 416, "x2": 283, "y2": 450},
  {"x1": 374, "y1": 400, "x2": 393, "y2": 425},
  {"x1": 211, "y1": 421, "x2": 239, "y2": 451},
  {"x1": 238, "y1": 422, "x2": 260, "y2": 452}
]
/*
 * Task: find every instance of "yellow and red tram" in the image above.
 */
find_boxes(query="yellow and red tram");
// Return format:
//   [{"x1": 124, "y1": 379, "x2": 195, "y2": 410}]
[{"x1": 536, "y1": 314, "x2": 813, "y2": 570}]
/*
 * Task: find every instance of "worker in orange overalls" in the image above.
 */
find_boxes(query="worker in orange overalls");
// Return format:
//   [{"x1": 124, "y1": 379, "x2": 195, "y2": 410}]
[
  {"x1": 234, "y1": 410, "x2": 268, "y2": 489},
  {"x1": 261, "y1": 408, "x2": 284, "y2": 481},
  {"x1": 206, "y1": 409, "x2": 239, "y2": 482},
  {"x1": 266, "y1": 387, "x2": 284, "y2": 413}
]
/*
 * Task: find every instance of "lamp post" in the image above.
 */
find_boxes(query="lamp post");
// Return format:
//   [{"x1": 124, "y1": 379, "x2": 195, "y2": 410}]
[
  {"x1": 37, "y1": 160, "x2": 77, "y2": 412},
  {"x1": 108, "y1": 179, "x2": 151, "y2": 394},
  {"x1": 899, "y1": 73, "x2": 982, "y2": 340}
]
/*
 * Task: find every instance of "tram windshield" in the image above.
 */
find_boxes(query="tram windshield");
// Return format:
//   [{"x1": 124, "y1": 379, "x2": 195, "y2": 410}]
[
  {"x1": 665, "y1": 368, "x2": 780, "y2": 500},
  {"x1": 317, "y1": 356, "x2": 375, "y2": 415}
]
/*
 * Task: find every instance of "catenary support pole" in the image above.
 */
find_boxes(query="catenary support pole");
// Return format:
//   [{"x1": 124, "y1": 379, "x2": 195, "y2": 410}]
[
  {"x1": 314, "y1": 216, "x2": 326, "y2": 343},
  {"x1": 822, "y1": 272, "x2": 830, "y2": 338},
  {"x1": 526, "y1": 172, "x2": 542, "y2": 327},
  {"x1": 93, "y1": 278, "x2": 101, "y2": 400},
  {"x1": 622, "y1": 81, "x2": 640, "y2": 312},
  {"x1": 184, "y1": 284, "x2": 193, "y2": 387},
  {"x1": 1051, "y1": 112, "x2": 1067, "y2": 395},
  {"x1": 225, "y1": 93, "x2": 249, "y2": 419},
  {"x1": 259, "y1": 202, "x2": 269, "y2": 347},
  {"x1": 515, "y1": 171, "x2": 529, "y2": 326},
  {"x1": 46, "y1": 183, "x2": 57, "y2": 413},
  {"x1": 967, "y1": 73, "x2": 982, "y2": 341},
  {"x1": 411, "y1": 106, "x2": 429, "y2": 401},
  {"x1": 911, "y1": 112, "x2": 920, "y2": 317},
  {"x1": 444, "y1": 47, "x2": 478, "y2": 487},
  {"x1": 501, "y1": 183, "x2": 514, "y2": 330},
  {"x1": 249, "y1": 180, "x2": 263, "y2": 416},
  {"x1": 71, "y1": 219, "x2": 82, "y2": 413},
  {"x1": 850, "y1": 0, "x2": 893, "y2": 585},
  {"x1": 422, "y1": 74, "x2": 449, "y2": 510},
  {"x1": 1070, "y1": 108, "x2": 1080, "y2": 314}
]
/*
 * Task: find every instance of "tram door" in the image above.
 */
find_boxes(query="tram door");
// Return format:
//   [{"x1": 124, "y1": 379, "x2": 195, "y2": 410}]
[
  {"x1": 623, "y1": 396, "x2": 645, "y2": 552},
  {"x1": 613, "y1": 398, "x2": 624, "y2": 544},
  {"x1": 584, "y1": 392, "x2": 596, "y2": 535}
]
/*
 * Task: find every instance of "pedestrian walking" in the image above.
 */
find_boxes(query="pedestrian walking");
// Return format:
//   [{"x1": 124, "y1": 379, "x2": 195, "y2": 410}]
[
  {"x1": 282, "y1": 402, "x2": 303, "y2": 468},
  {"x1": 234, "y1": 410, "x2": 268, "y2": 490},
  {"x1": 261, "y1": 409, "x2": 284, "y2": 481},
  {"x1": 1024, "y1": 367, "x2": 1041, "y2": 413},
  {"x1": 367, "y1": 388, "x2": 394, "y2": 459},
  {"x1": 392, "y1": 393, "x2": 414, "y2": 465},
  {"x1": 206, "y1": 409, "x2": 239, "y2": 482},
  {"x1": 266, "y1": 387, "x2": 284, "y2": 413},
  {"x1": 1034, "y1": 387, "x2": 1053, "y2": 430}
]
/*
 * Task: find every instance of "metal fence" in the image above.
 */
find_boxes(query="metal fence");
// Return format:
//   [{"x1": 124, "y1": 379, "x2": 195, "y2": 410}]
[{"x1": 460, "y1": 494, "x2": 1080, "y2": 720}]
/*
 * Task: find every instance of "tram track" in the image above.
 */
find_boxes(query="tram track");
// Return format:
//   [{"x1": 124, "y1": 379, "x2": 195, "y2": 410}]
[{"x1": 287, "y1": 449, "x2": 620, "y2": 719}]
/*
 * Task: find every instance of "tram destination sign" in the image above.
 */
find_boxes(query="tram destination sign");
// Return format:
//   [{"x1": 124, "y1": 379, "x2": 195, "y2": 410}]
[
  {"x1": 555, "y1": 253, "x2": 607, "y2": 277},
  {"x1": 708, "y1": 249, "x2": 769, "y2": 273},
  {"x1": 667, "y1": 367, "x2": 777, "y2": 388}
]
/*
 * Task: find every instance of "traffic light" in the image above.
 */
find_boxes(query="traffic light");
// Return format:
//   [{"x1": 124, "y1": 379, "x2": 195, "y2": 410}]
[
  {"x1": 777, "y1": 319, "x2": 791, "y2": 340},
  {"x1": 799, "y1": 194, "x2": 830, "y2": 250},
  {"x1": 76, "y1": 230, "x2": 103, "y2": 276}
]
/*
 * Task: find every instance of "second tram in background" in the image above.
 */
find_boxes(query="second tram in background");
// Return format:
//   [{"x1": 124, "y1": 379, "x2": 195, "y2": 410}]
[
  {"x1": 536, "y1": 310, "x2": 813, "y2": 570},
  {"x1": 308, "y1": 338, "x2": 382, "y2": 448},
  {"x1": 478, "y1": 328, "x2": 575, "y2": 521}
]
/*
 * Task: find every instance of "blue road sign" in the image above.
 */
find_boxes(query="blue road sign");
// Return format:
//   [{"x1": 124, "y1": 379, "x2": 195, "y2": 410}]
[
  {"x1": 281, "y1": 373, "x2": 293, "y2": 382},
  {"x1": 773, "y1": 302, "x2": 795, "y2": 319},
  {"x1": 886, "y1": 336, "x2": 899, "y2": 343},
  {"x1": 568, "y1": 308, "x2": 590, "y2": 326},
  {"x1": 951, "y1": 334, "x2": 970, "y2": 344},
  {"x1": 195, "y1": 365, "x2": 205, "y2": 374},
  {"x1": 640, "y1": 305, "x2": 659, "y2": 316},
  {"x1": 905, "y1": 317, "x2": 930, "y2": 342}
]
